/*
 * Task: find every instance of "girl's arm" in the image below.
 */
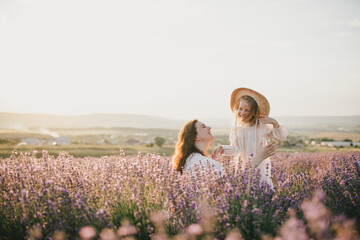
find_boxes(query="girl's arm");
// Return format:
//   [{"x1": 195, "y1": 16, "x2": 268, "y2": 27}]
[
  {"x1": 259, "y1": 116, "x2": 288, "y2": 142},
  {"x1": 212, "y1": 128, "x2": 236, "y2": 157},
  {"x1": 270, "y1": 124, "x2": 288, "y2": 142}
]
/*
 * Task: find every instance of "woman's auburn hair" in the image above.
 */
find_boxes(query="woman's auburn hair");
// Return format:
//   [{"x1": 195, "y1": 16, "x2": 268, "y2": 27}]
[
  {"x1": 236, "y1": 95, "x2": 260, "y2": 126},
  {"x1": 172, "y1": 119, "x2": 203, "y2": 174}
]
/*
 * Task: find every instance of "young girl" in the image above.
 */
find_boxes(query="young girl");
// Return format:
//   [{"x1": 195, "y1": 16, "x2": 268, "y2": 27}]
[{"x1": 213, "y1": 88, "x2": 288, "y2": 188}]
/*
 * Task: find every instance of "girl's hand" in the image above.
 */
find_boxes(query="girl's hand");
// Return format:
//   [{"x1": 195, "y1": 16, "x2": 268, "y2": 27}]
[{"x1": 259, "y1": 115, "x2": 279, "y2": 128}]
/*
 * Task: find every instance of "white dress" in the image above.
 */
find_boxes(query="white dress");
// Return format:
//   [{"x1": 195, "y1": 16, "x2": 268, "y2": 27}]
[
  {"x1": 184, "y1": 153, "x2": 225, "y2": 178},
  {"x1": 221, "y1": 123, "x2": 288, "y2": 187}
]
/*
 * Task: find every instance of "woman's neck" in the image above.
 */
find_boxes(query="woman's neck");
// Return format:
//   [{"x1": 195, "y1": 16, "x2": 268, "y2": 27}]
[{"x1": 194, "y1": 141, "x2": 210, "y2": 156}]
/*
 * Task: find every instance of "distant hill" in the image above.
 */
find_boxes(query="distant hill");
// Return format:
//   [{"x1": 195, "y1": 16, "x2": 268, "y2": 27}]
[
  {"x1": 0, "y1": 113, "x2": 184, "y2": 129},
  {"x1": 0, "y1": 113, "x2": 359, "y2": 132},
  {"x1": 202, "y1": 116, "x2": 360, "y2": 132},
  {"x1": 275, "y1": 116, "x2": 360, "y2": 132}
]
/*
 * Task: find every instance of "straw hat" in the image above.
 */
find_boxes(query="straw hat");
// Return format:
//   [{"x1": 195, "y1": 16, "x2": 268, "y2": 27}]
[{"x1": 230, "y1": 88, "x2": 270, "y2": 116}]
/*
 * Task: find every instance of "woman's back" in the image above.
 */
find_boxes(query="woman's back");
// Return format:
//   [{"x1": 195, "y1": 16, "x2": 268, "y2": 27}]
[{"x1": 184, "y1": 152, "x2": 225, "y2": 178}]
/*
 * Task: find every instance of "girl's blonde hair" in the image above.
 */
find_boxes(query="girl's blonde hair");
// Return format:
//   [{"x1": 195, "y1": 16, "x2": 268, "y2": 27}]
[{"x1": 172, "y1": 119, "x2": 203, "y2": 174}]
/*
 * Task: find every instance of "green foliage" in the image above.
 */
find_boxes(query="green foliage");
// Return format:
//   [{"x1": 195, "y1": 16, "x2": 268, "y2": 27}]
[
  {"x1": 0, "y1": 206, "x2": 26, "y2": 240},
  {"x1": 154, "y1": 137, "x2": 166, "y2": 147},
  {"x1": 111, "y1": 200, "x2": 153, "y2": 239},
  {"x1": 0, "y1": 138, "x2": 18, "y2": 145},
  {"x1": 321, "y1": 137, "x2": 334, "y2": 141}
]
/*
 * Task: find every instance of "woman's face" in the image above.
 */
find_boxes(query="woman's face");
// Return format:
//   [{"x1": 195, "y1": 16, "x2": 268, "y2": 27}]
[
  {"x1": 195, "y1": 121, "x2": 214, "y2": 141},
  {"x1": 237, "y1": 99, "x2": 253, "y2": 123}
]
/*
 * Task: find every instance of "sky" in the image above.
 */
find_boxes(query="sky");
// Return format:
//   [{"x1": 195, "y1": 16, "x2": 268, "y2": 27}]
[{"x1": 0, "y1": 0, "x2": 359, "y2": 120}]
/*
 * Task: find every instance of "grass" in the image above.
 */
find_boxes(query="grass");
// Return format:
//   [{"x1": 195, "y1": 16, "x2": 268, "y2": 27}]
[{"x1": 0, "y1": 143, "x2": 359, "y2": 159}]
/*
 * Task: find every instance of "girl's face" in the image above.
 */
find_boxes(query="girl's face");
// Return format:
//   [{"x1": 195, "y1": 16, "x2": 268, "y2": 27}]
[
  {"x1": 195, "y1": 121, "x2": 214, "y2": 141},
  {"x1": 237, "y1": 100, "x2": 253, "y2": 123}
]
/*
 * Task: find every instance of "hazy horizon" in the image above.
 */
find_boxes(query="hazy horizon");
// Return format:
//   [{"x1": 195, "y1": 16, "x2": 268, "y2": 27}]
[
  {"x1": 1, "y1": 111, "x2": 360, "y2": 120},
  {"x1": 1, "y1": 112, "x2": 359, "y2": 131}
]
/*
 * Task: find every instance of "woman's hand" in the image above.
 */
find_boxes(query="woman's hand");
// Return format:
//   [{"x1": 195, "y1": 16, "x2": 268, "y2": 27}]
[
  {"x1": 251, "y1": 142, "x2": 278, "y2": 168},
  {"x1": 259, "y1": 115, "x2": 279, "y2": 128},
  {"x1": 211, "y1": 146, "x2": 224, "y2": 158}
]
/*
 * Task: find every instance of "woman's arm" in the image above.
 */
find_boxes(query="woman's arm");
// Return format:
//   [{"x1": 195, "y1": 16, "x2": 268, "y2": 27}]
[{"x1": 251, "y1": 142, "x2": 278, "y2": 168}]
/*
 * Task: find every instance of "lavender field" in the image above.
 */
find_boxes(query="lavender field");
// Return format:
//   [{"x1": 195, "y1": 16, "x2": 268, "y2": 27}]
[{"x1": 1, "y1": 150, "x2": 359, "y2": 240}]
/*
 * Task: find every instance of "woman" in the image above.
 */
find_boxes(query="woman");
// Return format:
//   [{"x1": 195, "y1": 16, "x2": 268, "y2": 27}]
[{"x1": 172, "y1": 119, "x2": 278, "y2": 178}]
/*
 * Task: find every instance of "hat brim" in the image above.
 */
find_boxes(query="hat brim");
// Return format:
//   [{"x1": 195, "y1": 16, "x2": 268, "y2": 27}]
[{"x1": 230, "y1": 88, "x2": 270, "y2": 116}]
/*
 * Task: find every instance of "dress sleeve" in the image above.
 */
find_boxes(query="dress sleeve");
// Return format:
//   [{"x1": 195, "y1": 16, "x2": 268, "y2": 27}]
[{"x1": 268, "y1": 124, "x2": 288, "y2": 142}]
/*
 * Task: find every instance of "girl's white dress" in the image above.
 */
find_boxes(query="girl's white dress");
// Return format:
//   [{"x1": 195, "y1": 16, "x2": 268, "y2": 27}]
[
  {"x1": 222, "y1": 123, "x2": 288, "y2": 187},
  {"x1": 184, "y1": 153, "x2": 225, "y2": 178}
]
